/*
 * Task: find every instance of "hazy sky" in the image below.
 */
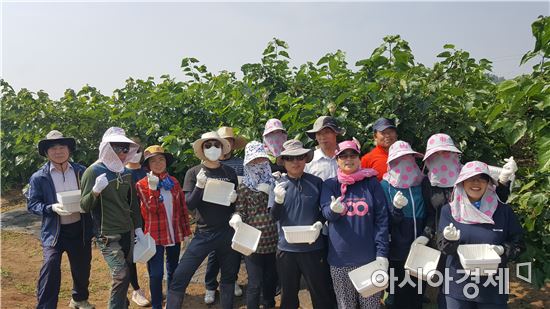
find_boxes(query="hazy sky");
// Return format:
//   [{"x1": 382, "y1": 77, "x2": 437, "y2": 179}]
[{"x1": 2, "y1": 1, "x2": 549, "y2": 99}]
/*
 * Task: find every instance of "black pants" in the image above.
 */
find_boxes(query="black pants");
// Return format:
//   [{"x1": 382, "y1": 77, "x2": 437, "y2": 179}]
[
  {"x1": 37, "y1": 221, "x2": 92, "y2": 309},
  {"x1": 276, "y1": 249, "x2": 336, "y2": 309},
  {"x1": 244, "y1": 252, "x2": 278, "y2": 309},
  {"x1": 386, "y1": 260, "x2": 424, "y2": 309}
]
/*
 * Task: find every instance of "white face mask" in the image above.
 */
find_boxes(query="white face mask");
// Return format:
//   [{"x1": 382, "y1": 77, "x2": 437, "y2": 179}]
[
  {"x1": 128, "y1": 152, "x2": 142, "y2": 164},
  {"x1": 204, "y1": 147, "x2": 222, "y2": 161}
]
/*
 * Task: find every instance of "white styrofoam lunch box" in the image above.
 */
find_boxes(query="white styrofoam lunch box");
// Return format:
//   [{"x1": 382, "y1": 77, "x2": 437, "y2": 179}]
[
  {"x1": 404, "y1": 244, "x2": 441, "y2": 281},
  {"x1": 133, "y1": 233, "x2": 156, "y2": 264},
  {"x1": 231, "y1": 222, "x2": 262, "y2": 256},
  {"x1": 202, "y1": 179, "x2": 235, "y2": 206},
  {"x1": 56, "y1": 190, "x2": 82, "y2": 213},
  {"x1": 282, "y1": 222, "x2": 322, "y2": 244},
  {"x1": 457, "y1": 244, "x2": 501, "y2": 275},
  {"x1": 348, "y1": 260, "x2": 389, "y2": 298}
]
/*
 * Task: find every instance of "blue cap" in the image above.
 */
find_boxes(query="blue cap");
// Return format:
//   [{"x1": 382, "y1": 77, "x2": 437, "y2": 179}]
[{"x1": 372, "y1": 117, "x2": 396, "y2": 132}]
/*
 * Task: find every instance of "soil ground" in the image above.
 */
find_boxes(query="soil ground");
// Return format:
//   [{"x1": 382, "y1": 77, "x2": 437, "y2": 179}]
[{"x1": 1, "y1": 189, "x2": 548, "y2": 308}]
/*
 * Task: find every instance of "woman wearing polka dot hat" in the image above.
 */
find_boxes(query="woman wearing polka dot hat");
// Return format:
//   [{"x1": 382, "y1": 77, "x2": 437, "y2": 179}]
[
  {"x1": 437, "y1": 161, "x2": 524, "y2": 308},
  {"x1": 379, "y1": 140, "x2": 427, "y2": 309}
]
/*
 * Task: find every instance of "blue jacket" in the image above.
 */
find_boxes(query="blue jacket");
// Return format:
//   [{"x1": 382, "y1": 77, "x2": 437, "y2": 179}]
[
  {"x1": 321, "y1": 176, "x2": 389, "y2": 267},
  {"x1": 27, "y1": 161, "x2": 93, "y2": 247},
  {"x1": 380, "y1": 180, "x2": 426, "y2": 261}
]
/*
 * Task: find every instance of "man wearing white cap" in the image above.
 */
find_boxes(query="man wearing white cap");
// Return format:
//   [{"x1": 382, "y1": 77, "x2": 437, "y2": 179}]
[
  {"x1": 80, "y1": 127, "x2": 143, "y2": 309},
  {"x1": 27, "y1": 130, "x2": 95, "y2": 309},
  {"x1": 166, "y1": 131, "x2": 241, "y2": 309}
]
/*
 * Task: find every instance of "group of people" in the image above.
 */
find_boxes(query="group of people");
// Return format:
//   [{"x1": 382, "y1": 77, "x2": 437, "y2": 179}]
[{"x1": 27, "y1": 115, "x2": 524, "y2": 309}]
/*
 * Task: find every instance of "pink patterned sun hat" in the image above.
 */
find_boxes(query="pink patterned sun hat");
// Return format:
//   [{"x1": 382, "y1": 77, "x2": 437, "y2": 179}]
[
  {"x1": 387, "y1": 140, "x2": 423, "y2": 163},
  {"x1": 263, "y1": 118, "x2": 286, "y2": 136},
  {"x1": 423, "y1": 133, "x2": 462, "y2": 161},
  {"x1": 455, "y1": 161, "x2": 496, "y2": 185}
]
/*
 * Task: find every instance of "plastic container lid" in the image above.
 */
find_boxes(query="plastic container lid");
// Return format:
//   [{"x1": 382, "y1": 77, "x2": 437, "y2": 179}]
[
  {"x1": 457, "y1": 244, "x2": 501, "y2": 275},
  {"x1": 348, "y1": 260, "x2": 389, "y2": 298},
  {"x1": 202, "y1": 179, "x2": 235, "y2": 206},
  {"x1": 134, "y1": 233, "x2": 156, "y2": 264},
  {"x1": 282, "y1": 222, "x2": 322, "y2": 244},
  {"x1": 404, "y1": 244, "x2": 441, "y2": 281},
  {"x1": 231, "y1": 222, "x2": 262, "y2": 256},
  {"x1": 56, "y1": 190, "x2": 81, "y2": 213}
]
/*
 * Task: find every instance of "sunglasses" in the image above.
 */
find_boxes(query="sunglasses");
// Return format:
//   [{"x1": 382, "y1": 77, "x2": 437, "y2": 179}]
[
  {"x1": 203, "y1": 141, "x2": 222, "y2": 149},
  {"x1": 282, "y1": 154, "x2": 307, "y2": 162},
  {"x1": 337, "y1": 153, "x2": 359, "y2": 160},
  {"x1": 112, "y1": 145, "x2": 130, "y2": 154}
]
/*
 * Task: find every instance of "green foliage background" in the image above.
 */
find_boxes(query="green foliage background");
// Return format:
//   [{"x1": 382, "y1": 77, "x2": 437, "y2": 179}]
[{"x1": 2, "y1": 16, "x2": 549, "y2": 287}]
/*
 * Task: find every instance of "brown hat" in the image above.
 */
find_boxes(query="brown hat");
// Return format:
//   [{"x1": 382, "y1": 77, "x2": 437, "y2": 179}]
[
  {"x1": 306, "y1": 116, "x2": 345, "y2": 139},
  {"x1": 276, "y1": 139, "x2": 314, "y2": 166},
  {"x1": 192, "y1": 131, "x2": 232, "y2": 161},
  {"x1": 143, "y1": 145, "x2": 174, "y2": 167},
  {"x1": 217, "y1": 126, "x2": 247, "y2": 150},
  {"x1": 38, "y1": 130, "x2": 76, "y2": 157}
]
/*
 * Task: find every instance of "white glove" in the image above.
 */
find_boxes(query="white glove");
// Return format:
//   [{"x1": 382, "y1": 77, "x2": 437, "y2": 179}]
[
  {"x1": 393, "y1": 191, "x2": 408, "y2": 209},
  {"x1": 229, "y1": 213, "x2": 242, "y2": 229},
  {"x1": 272, "y1": 172, "x2": 287, "y2": 180},
  {"x1": 376, "y1": 256, "x2": 389, "y2": 270},
  {"x1": 274, "y1": 181, "x2": 288, "y2": 204},
  {"x1": 490, "y1": 245, "x2": 505, "y2": 256},
  {"x1": 313, "y1": 221, "x2": 323, "y2": 231},
  {"x1": 51, "y1": 203, "x2": 71, "y2": 216},
  {"x1": 330, "y1": 196, "x2": 345, "y2": 214},
  {"x1": 443, "y1": 223, "x2": 461, "y2": 241},
  {"x1": 412, "y1": 236, "x2": 429, "y2": 246},
  {"x1": 147, "y1": 172, "x2": 159, "y2": 190},
  {"x1": 196, "y1": 168, "x2": 207, "y2": 189},
  {"x1": 229, "y1": 190, "x2": 238, "y2": 203},
  {"x1": 499, "y1": 156, "x2": 518, "y2": 183},
  {"x1": 135, "y1": 228, "x2": 145, "y2": 241},
  {"x1": 256, "y1": 183, "x2": 271, "y2": 195},
  {"x1": 92, "y1": 173, "x2": 109, "y2": 194}
]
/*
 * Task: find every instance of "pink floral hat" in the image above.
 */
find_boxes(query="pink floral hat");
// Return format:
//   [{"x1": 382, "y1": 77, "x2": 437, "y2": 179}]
[
  {"x1": 263, "y1": 118, "x2": 286, "y2": 136},
  {"x1": 387, "y1": 140, "x2": 423, "y2": 164},
  {"x1": 423, "y1": 133, "x2": 461, "y2": 161},
  {"x1": 455, "y1": 161, "x2": 496, "y2": 185}
]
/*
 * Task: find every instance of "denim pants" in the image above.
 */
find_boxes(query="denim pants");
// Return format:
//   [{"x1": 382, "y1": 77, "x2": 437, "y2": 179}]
[
  {"x1": 244, "y1": 252, "x2": 278, "y2": 309},
  {"x1": 166, "y1": 227, "x2": 240, "y2": 309},
  {"x1": 96, "y1": 232, "x2": 132, "y2": 309},
  {"x1": 147, "y1": 244, "x2": 181, "y2": 309},
  {"x1": 37, "y1": 222, "x2": 92, "y2": 309}
]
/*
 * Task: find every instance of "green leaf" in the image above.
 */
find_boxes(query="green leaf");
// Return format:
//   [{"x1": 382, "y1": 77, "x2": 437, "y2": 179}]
[
  {"x1": 443, "y1": 44, "x2": 455, "y2": 49},
  {"x1": 497, "y1": 80, "x2": 518, "y2": 93},
  {"x1": 436, "y1": 51, "x2": 451, "y2": 58}
]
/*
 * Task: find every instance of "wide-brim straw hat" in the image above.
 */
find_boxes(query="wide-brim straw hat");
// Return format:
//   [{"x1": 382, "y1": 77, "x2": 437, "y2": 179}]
[
  {"x1": 143, "y1": 145, "x2": 174, "y2": 167},
  {"x1": 387, "y1": 140, "x2": 423, "y2": 164},
  {"x1": 192, "y1": 131, "x2": 232, "y2": 161},
  {"x1": 217, "y1": 126, "x2": 247, "y2": 150},
  {"x1": 423, "y1": 133, "x2": 462, "y2": 161},
  {"x1": 306, "y1": 116, "x2": 345, "y2": 139},
  {"x1": 38, "y1": 130, "x2": 76, "y2": 157},
  {"x1": 276, "y1": 139, "x2": 314, "y2": 166}
]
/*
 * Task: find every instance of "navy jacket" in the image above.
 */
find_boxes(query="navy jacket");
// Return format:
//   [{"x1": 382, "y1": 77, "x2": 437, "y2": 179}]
[{"x1": 27, "y1": 161, "x2": 93, "y2": 247}]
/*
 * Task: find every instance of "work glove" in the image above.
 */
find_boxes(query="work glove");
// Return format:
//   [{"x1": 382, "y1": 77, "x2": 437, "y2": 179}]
[
  {"x1": 196, "y1": 168, "x2": 208, "y2": 189},
  {"x1": 330, "y1": 196, "x2": 345, "y2": 214},
  {"x1": 92, "y1": 173, "x2": 109, "y2": 194},
  {"x1": 229, "y1": 213, "x2": 242, "y2": 229},
  {"x1": 411, "y1": 236, "x2": 430, "y2": 246},
  {"x1": 393, "y1": 191, "x2": 408, "y2": 209},
  {"x1": 499, "y1": 156, "x2": 518, "y2": 183},
  {"x1": 490, "y1": 245, "x2": 505, "y2": 256},
  {"x1": 443, "y1": 223, "x2": 461, "y2": 241},
  {"x1": 256, "y1": 183, "x2": 271, "y2": 195},
  {"x1": 147, "y1": 171, "x2": 159, "y2": 190},
  {"x1": 134, "y1": 228, "x2": 145, "y2": 241},
  {"x1": 312, "y1": 221, "x2": 323, "y2": 231},
  {"x1": 51, "y1": 203, "x2": 71, "y2": 216},
  {"x1": 274, "y1": 181, "x2": 288, "y2": 204},
  {"x1": 272, "y1": 171, "x2": 287, "y2": 180},
  {"x1": 376, "y1": 256, "x2": 389, "y2": 271},
  {"x1": 229, "y1": 190, "x2": 238, "y2": 203}
]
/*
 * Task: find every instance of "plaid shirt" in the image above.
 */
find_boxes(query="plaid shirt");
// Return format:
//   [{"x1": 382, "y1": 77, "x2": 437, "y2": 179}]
[{"x1": 136, "y1": 173, "x2": 192, "y2": 246}]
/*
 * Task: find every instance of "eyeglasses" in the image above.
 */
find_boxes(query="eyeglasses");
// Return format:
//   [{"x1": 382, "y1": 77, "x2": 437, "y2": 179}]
[
  {"x1": 337, "y1": 153, "x2": 359, "y2": 160},
  {"x1": 203, "y1": 141, "x2": 222, "y2": 149},
  {"x1": 282, "y1": 154, "x2": 307, "y2": 162},
  {"x1": 112, "y1": 145, "x2": 130, "y2": 154}
]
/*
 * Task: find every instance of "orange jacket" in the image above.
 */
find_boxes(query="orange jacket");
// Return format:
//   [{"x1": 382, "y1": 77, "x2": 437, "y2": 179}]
[{"x1": 360, "y1": 145, "x2": 389, "y2": 181}]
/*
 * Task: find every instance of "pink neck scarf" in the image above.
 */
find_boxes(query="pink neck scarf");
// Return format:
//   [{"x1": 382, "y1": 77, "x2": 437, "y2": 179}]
[
  {"x1": 383, "y1": 155, "x2": 424, "y2": 189},
  {"x1": 449, "y1": 183, "x2": 499, "y2": 225},
  {"x1": 425, "y1": 152, "x2": 461, "y2": 187},
  {"x1": 337, "y1": 168, "x2": 378, "y2": 196},
  {"x1": 263, "y1": 131, "x2": 287, "y2": 157}
]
